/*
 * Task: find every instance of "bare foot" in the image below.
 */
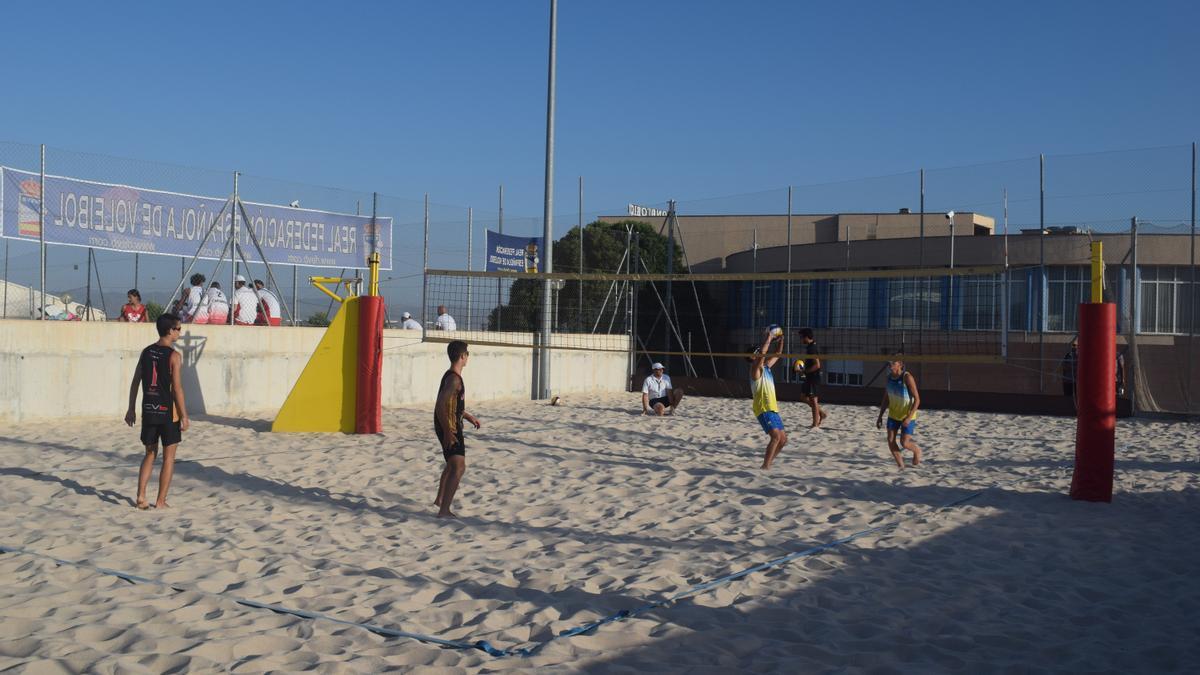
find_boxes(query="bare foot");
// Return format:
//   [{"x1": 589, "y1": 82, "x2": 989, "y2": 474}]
[
  {"x1": 911, "y1": 447, "x2": 922, "y2": 466},
  {"x1": 437, "y1": 510, "x2": 458, "y2": 519},
  {"x1": 154, "y1": 501, "x2": 170, "y2": 509},
  {"x1": 135, "y1": 499, "x2": 150, "y2": 510}
]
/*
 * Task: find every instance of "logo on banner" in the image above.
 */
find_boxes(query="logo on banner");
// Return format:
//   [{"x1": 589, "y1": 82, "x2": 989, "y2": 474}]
[
  {"x1": 525, "y1": 241, "x2": 539, "y2": 273},
  {"x1": 18, "y1": 179, "x2": 41, "y2": 237},
  {"x1": 628, "y1": 203, "x2": 668, "y2": 217}
]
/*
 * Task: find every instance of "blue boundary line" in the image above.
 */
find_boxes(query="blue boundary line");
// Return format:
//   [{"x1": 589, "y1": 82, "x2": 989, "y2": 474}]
[{"x1": 0, "y1": 472, "x2": 1031, "y2": 659}]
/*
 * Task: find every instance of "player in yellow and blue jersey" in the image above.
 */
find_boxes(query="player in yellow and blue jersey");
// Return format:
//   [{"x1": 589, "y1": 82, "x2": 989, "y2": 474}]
[
  {"x1": 748, "y1": 328, "x2": 787, "y2": 470},
  {"x1": 875, "y1": 358, "x2": 923, "y2": 469}
]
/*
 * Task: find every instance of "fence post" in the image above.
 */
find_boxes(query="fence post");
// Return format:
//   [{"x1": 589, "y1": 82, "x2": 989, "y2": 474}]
[
  {"x1": 785, "y1": 185, "x2": 793, "y2": 381},
  {"x1": 39, "y1": 144, "x2": 45, "y2": 320},
  {"x1": 1038, "y1": 153, "x2": 1046, "y2": 393},
  {"x1": 292, "y1": 265, "x2": 298, "y2": 326},
  {"x1": 1129, "y1": 217, "x2": 1139, "y2": 415},
  {"x1": 467, "y1": 206, "x2": 473, "y2": 331},
  {"x1": 230, "y1": 171, "x2": 239, "y2": 325}
]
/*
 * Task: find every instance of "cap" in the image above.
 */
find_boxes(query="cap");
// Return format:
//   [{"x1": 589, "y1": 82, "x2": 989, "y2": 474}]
[
  {"x1": 401, "y1": 312, "x2": 411, "y2": 319},
  {"x1": 651, "y1": 362, "x2": 664, "y2": 370},
  {"x1": 235, "y1": 274, "x2": 246, "y2": 283}
]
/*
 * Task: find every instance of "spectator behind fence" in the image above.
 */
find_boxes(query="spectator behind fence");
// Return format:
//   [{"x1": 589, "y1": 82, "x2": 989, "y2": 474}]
[
  {"x1": 435, "y1": 305, "x2": 457, "y2": 331},
  {"x1": 119, "y1": 289, "x2": 148, "y2": 323},
  {"x1": 206, "y1": 282, "x2": 230, "y2": 325},
  {"x1": 233, "y1": 275, "x2": 259, "y2": 326},
  {"x1": 180, "y1": 274, "x2": 207, "y2": 324},
  {"x1": 253, "y1": 279, "x2": 283, "y2": 326},
  {"x1": 401, "y1": 311, "x2": 422, "y2": 330}
]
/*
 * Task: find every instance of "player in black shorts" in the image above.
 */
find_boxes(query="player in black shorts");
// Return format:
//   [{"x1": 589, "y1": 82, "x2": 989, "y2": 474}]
[
  {"x1": 125, "y1": 313, "x2": 189, "y2": 509},
  {"x1": 433, "y1": 340, "x2": 481, "y2": 518},
  {"x1": 797, "y1": 327, "x2": 828, "y2": 429}
]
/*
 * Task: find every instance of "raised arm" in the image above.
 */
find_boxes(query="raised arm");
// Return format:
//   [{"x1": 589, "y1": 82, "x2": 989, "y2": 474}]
[{"x1": 764, "y1": 334, "x2": 785, "y2": 369}]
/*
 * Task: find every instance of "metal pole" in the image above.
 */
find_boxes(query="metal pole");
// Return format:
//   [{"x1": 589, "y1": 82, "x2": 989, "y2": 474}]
[
  {"x1": 947, "y1": 213, "x2": 955, "y2": 391},
  {"x1": 231, "y1": 171, "x2": 239, "y2": 325},
  {"x1": 1188, "y1": 142, "x2": 1196, "y2": 409},
  {"x1": 845, "y1": 222, "x2": 851, "y2": 270},
  {"x1": 39, "y1": 144, "x2": 45, "y2": 320},
  {"x1": 919, "y1": 168, "x2": 925, "y2": 267},
  {"x1": 134, "y1": 253, "x2": 139, "y2": 290},
  {"x1": 1129, "y1": 217, "x2": 1139, "y2": 414},
  {"x1": 626, "y1": 225, "x2": 634, "y2": 388},
  {"x1": 292, "y1": 264, "x2": 298, "y2": 326},
  {"x1": 1039, "y1": 153, "x2": 1045, "y2": 393},
  {"x1": 85, "y1": 248, "x2": 93, "y2": 320},
  {"x1": 422, "y1": 192, "x2": 429, "y2": 336},
  {"x1": 664, "y1": 201, "x2": 675, "y2": 362},
  {"x1": 467, "y1": 206, "x2": 473, "y2": 331},
  {"x1": 1002, "y1": 187, "x2": 1009, "y2": 360},
  {"x1": 2, "y1": 238, "x2": 8, "y2": 318},
  {"x1": 786, "y1": 185, "x2": 793, "y2": 381},
  {"x1": 537, "y1": 0, "x2": 558, "y2": 400},
  {"x1": 497, "y1": 184, "x2": 503, "y2": 332},
  {"x1": 578, "y1": 175, "x2": 583, "y2": 331}
]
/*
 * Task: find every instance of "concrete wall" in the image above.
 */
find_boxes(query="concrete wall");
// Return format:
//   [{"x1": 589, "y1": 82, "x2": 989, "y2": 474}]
[{"x1": 0, "y1": 321, "x2": 629, "y2": 424}]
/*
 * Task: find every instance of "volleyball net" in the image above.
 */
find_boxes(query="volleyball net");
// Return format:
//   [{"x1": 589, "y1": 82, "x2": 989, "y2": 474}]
[{"x1": 423, "y1": 266, "x2": 1010, "y2": 372}]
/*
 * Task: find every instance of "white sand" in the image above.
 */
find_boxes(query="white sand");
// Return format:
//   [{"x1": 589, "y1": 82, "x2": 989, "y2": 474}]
[{"x1": 1, "y1": 394, "x2": 1197, "y2": 673}]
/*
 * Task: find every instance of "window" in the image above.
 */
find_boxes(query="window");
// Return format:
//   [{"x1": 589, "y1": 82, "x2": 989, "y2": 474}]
[
  {"x1": 888, "y1": 278, "x2": 941, "y2": 329},
  {"x1": 1008, "y1": 273, "x2": 1029, "y2": 331},
  {"x1": 960, "y1": 274, "x2": 1003, "y2": 331},
  {"x1": 829, "y1": 279, "x2": 869, "y2": 328},
  {"x1": 752, "y1": 281, "x2": 771, "y2": 326},
  {"x1": 786, "y1": 280, "x2": 813, "y2": 328},
  {"x1": 824, "y1": 360, "x2": 864, "y2": 386},
  {"x1": 1047, "y1": 266, "x2": 1090, "y2": 332},
  {"x1": 1139, "y1": 266, "x2": 1194, "y2": 335}
]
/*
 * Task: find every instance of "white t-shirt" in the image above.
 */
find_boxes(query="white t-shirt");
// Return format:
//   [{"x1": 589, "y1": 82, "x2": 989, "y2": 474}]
[
  {"x1": 642, "y1": 374, "x2": 672, "y2": 399},
  {"x1": 234, "y1": 286, "x2": 259, "y2": 324},
  {"x1": 401, "y1": 318, "x2": 422, "y2": 330},
  {"x1": 182, "y1": 285, "x2": 204, "y2": 322},
  {"x1": 435, "y1": 312, "x2": 457, "y2": 331},
  {"x1": 257, "y1": 288, "x2": 281, "y2": 319},
  {"x1": 206, "y1": 287, "x2": 229, "y2": 310}
]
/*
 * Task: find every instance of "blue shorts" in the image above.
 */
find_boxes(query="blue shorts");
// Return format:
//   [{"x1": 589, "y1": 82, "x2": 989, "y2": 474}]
[
  {"x1": 886, "y1": 418, "x2": 917, "y2": 436},
  {"x1": 757, "y1": 411, "x2": 784, "y2": 435}
]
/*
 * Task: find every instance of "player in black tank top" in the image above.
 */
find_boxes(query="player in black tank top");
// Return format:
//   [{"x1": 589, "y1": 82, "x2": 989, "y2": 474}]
[
  {"x1": 433, "y1": 340, "x2": 481, "y2": 518},
  {"x1": 125, "y1": 313, "x2": 189, "y2": 509}
]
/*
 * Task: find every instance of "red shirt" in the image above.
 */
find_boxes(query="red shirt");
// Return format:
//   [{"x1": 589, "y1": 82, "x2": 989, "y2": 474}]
[{"x1": 121, "y1": 303, "x2": 148, "y2": 323}]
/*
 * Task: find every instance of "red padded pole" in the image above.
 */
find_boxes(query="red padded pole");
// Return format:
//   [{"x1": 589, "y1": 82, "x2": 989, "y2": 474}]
[
  {"x1": 1070, "y1": 302, "x2": 1116, "y2": 502},
  {"x1": 355, "y1": 296, "x2": 385, "y2": 434}
]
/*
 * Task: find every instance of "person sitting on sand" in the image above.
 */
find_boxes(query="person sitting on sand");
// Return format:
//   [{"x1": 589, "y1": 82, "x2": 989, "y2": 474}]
[
  {"x1": 748, "y1": 329, "x2": 787, "y2": 470},
  {"x1": 434, "y1": 340, "x2": 480, "y2": 518},
  {"x1": 641, "y1": 362, "x2": 683, "y2": 416},
  {"x1": 125, "y1": 313, "x2": 189, "y2": 509},
  {"x1": 876, "y1": 358, "x2": 922, "y2": 470}
]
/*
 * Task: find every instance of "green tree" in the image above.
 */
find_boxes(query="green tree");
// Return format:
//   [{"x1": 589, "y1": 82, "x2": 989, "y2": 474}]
[
  {"x1": 145, "y1": 302, "x2": 166, "y2": 321},
  {"x1": 305, "y1": 311, "x2": 331, "y2": 327},
  {"x1": 485, "y1": 219, "x2": 687, "y2": 333}
]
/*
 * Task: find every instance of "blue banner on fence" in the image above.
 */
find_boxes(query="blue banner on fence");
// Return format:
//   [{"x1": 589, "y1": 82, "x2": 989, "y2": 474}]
[
  {"x1": 0, "y1": 167, "x2": 392, "y2": 270},
  {"x1": 485, "y1": 230, "x2": 542, "y2": 273}
]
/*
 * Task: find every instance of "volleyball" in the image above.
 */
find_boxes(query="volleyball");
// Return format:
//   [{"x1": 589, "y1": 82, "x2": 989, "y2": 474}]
[
  {"x1": 793, "y1": 358, "x2": 806, "y2": 373},
  {"x1": 766, "y1": 324, "x2": 783, "y2": 338}
]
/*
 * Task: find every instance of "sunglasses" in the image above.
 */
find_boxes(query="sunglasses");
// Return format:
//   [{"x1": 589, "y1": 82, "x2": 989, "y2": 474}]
[{"x1": 171, "y1": 326, "x2": 181, "y2": 332}]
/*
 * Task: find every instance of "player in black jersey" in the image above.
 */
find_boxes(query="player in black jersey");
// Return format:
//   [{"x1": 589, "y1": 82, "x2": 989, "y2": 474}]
[
  {"x1": 433, "y1": 340, "x2": 480, "y2": 518},
  {"x1": 124, "y1": 313, "x2": 189, "y2": 509}
]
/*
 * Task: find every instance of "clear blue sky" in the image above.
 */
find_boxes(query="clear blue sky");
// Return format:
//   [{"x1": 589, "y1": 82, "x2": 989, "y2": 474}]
[{"x1": 1, "y1": 0, "x2": 1197, "y2": 313}]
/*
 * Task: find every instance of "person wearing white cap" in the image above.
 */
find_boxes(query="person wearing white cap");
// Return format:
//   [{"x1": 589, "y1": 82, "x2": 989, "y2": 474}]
[
  {"x1": 641, "y1": 362, "x2": 683, "y2": 416},
  {"x1": 232, "y1": 275, "x2": 260, "y2": 325},
  {"x1": 401, "y1": 311, "x2": 421, "y2": 330}
]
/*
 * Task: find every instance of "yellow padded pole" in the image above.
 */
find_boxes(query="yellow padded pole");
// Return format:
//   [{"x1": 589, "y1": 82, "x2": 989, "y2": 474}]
[
  {"x1": 1090, "y1": 241, "x2": 1104, "y2": 303},
  {"x1": 272, "y1": 297, "x2": 360, "y2": 432}
]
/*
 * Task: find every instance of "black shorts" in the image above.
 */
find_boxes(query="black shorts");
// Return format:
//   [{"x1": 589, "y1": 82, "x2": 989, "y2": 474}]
[
  {"x1": 801, "y1": 378, "x2": 820, "y2": 398},
  {"x1": 435, "y1": 423, "x2": 465, "y2": 459},
  {"x1": 141, "y1": 420, "x2": 182, "y2": 447},
  {"x1": 649, "y1": 396, "x2": 670, "y2": 408}
]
